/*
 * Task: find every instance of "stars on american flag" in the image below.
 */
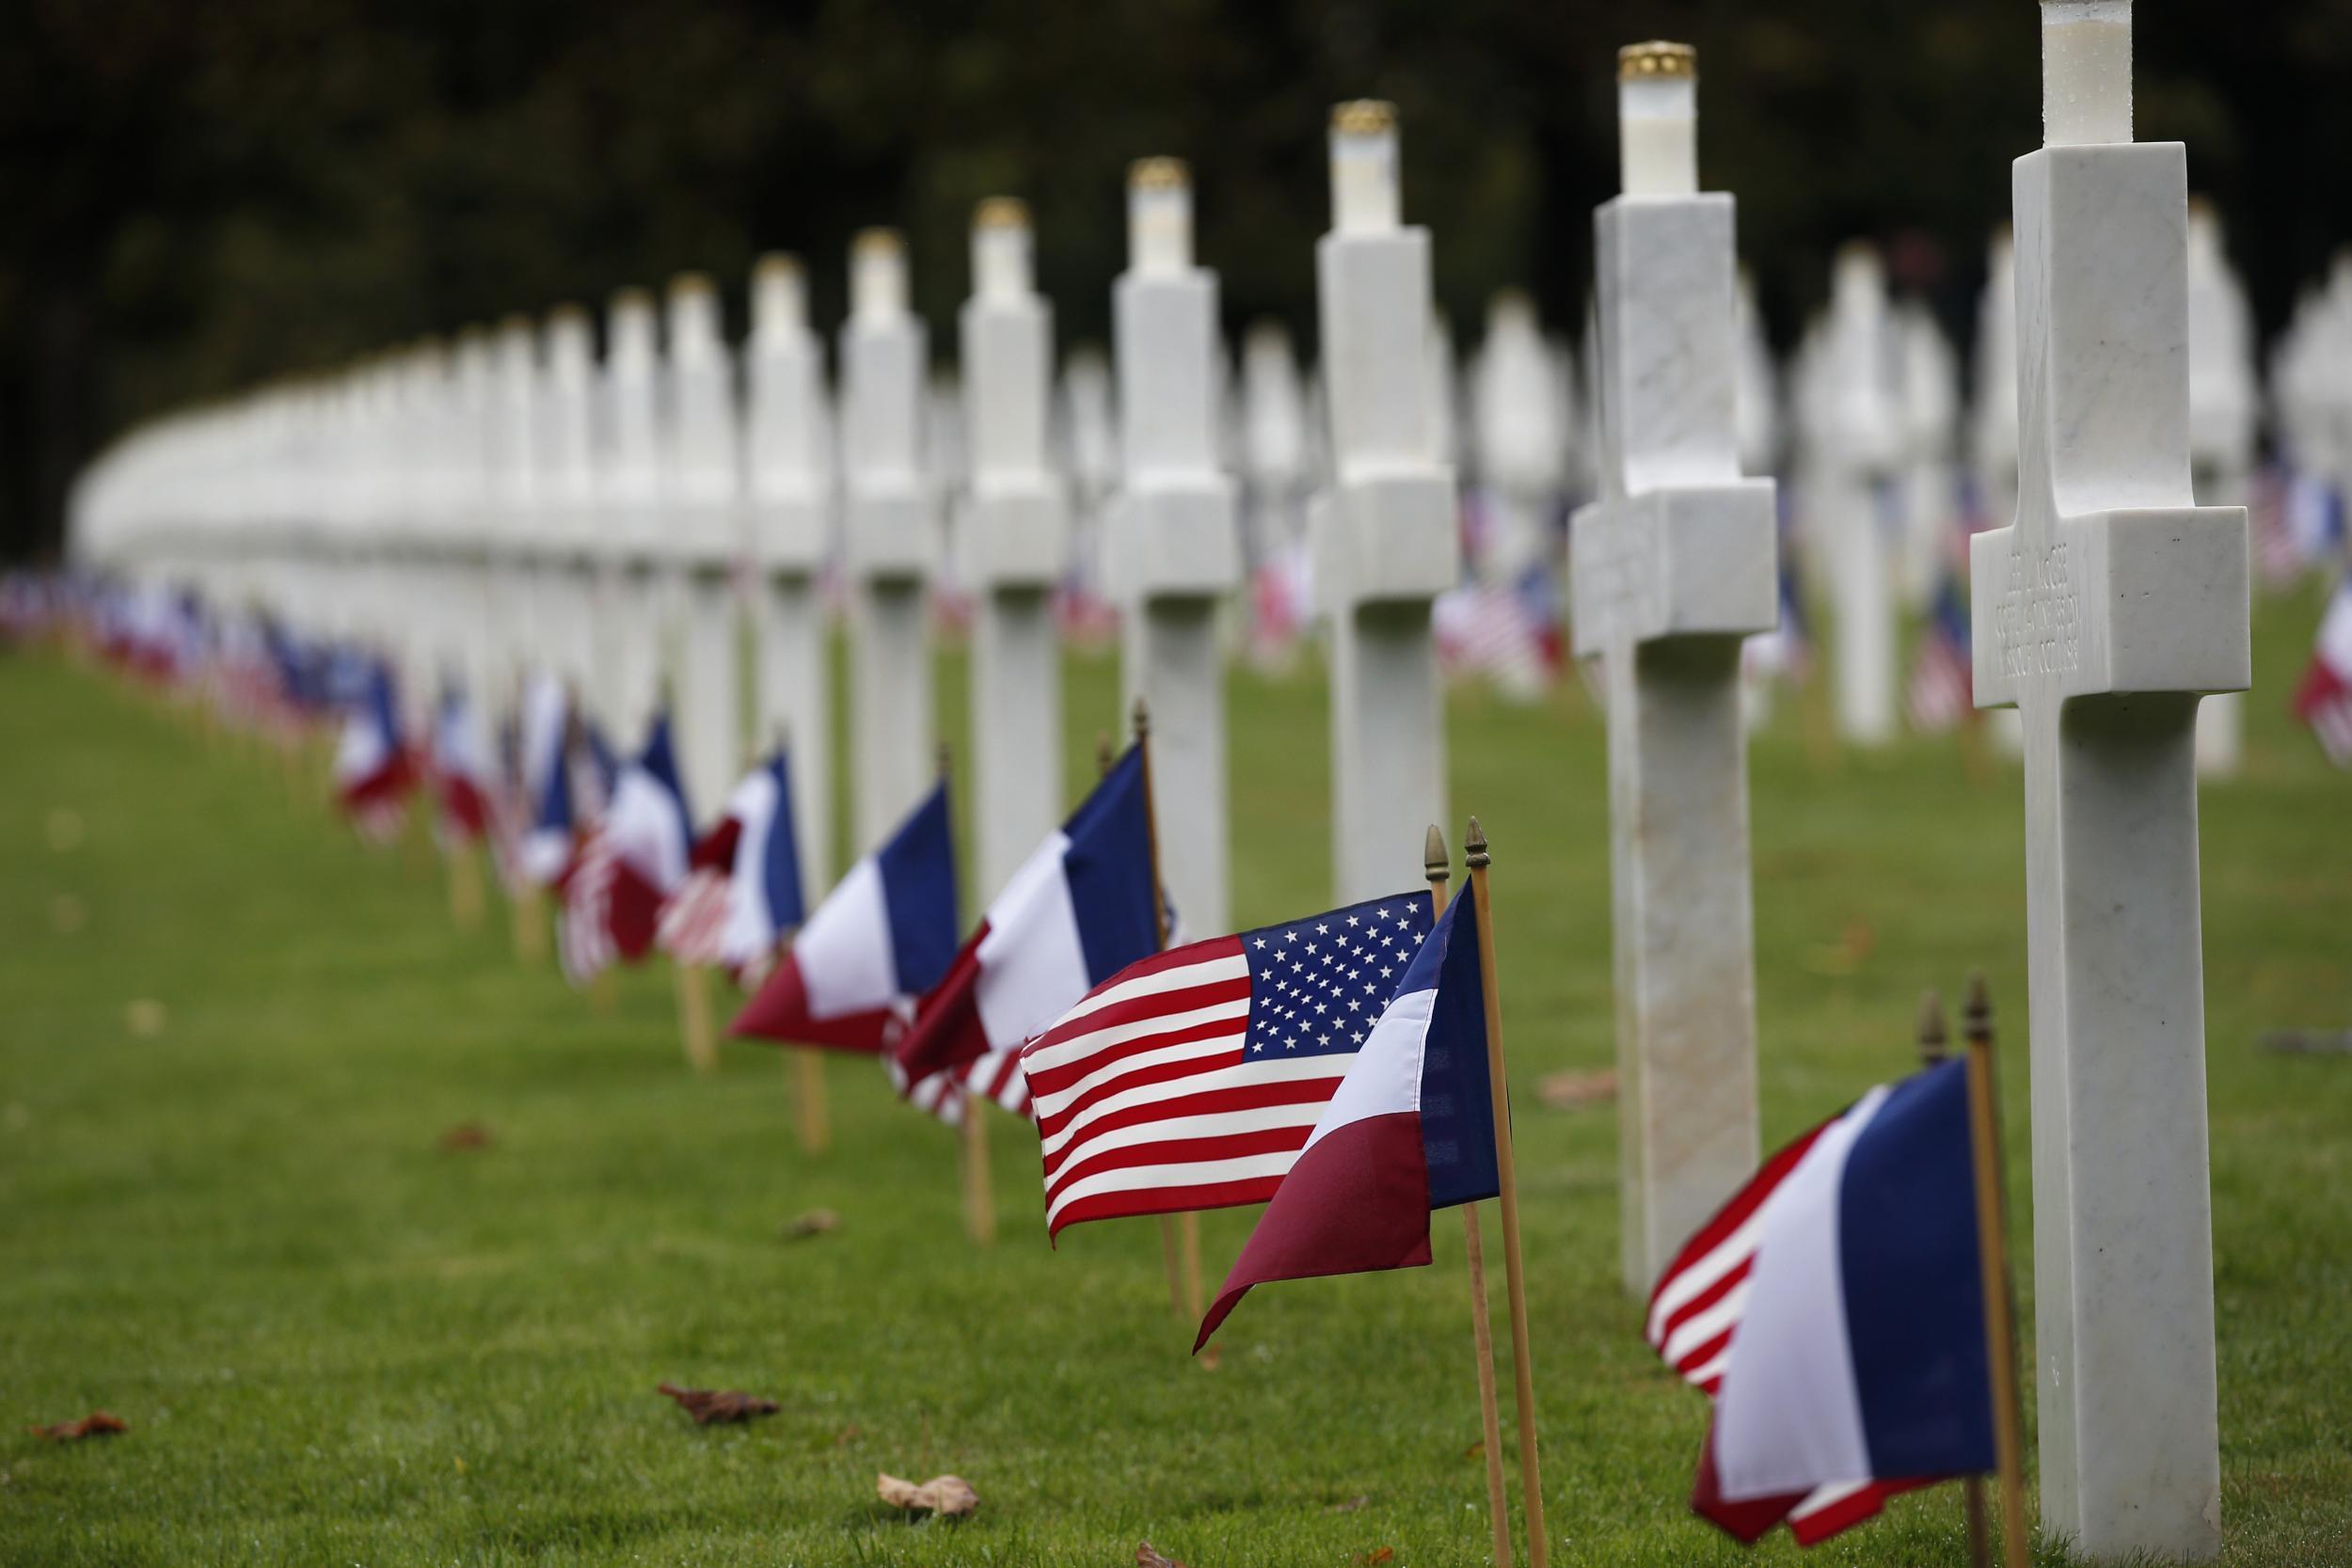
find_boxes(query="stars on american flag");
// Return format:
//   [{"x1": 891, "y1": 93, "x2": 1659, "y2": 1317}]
[{"x1": 1241, "y1": 893, "x2": 1434, "y2": 1059}]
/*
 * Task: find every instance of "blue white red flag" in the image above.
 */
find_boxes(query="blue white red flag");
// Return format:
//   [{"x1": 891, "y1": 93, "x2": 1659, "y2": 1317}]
[
  {"x1": 1647, "y1": 1058, "x2": 1994, "y2": 1546},
  {"x1": 2294, "y1": 571, "x2": 2352, "y2": 768},
  {"x1": 430, "y1": 684, "x2": 499, "y2": 844},
  {"x1": 893, "y1": 747, "x2": 1162, "y2": 1087},
  {"x1": 731, "y1": 783, "x2": 959, "y2": 1053},
  {"x1": 332, "y1": 658, "x2": 415, "y2": 844},
  {"x1": 555, "y1": 713, "x2": 692, "y2": 985},
  {"x1": 515, "y1": 676, "x2": 576, "y2": 886},
  {"x1": 658, "y1": 749, "x2": 809, "y2": 979},
  {"x1": 1192, "y1": 893, "x2": 1496, "y2": 1350}
]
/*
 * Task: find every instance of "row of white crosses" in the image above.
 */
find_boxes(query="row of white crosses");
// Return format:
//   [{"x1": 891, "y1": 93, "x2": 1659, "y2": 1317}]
[{"x1": 1577, "y1": 9, "x2": 2233, "y2": 1560}]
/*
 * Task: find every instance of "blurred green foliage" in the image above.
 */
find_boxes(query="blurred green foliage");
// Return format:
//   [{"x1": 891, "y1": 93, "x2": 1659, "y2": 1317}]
[{"x1": 5, "y1": 0, "x2": 2349, "y2": 561}]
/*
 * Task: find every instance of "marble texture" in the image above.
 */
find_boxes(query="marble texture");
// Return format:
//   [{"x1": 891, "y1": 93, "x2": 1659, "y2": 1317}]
[
  {"x1": 1312, "y1": 216, "x2": 1456, "y2": 905},
  {"x1": 1109, "y1": 248, "x2": 1239, "y2": 935},
  {"x1": 839, "y1": 298, "x2": 938, "y2": 852},
  {"x1": 1967, "y1": 136, "x2": 2239, "y2": 1562},
  {"x1": 1570, "y1": 192, "x2": 1774, "y2": 1295}
]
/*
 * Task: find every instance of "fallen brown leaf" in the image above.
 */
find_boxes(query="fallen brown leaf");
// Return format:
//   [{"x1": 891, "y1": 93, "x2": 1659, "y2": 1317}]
[
  {"x1": 834, "y1": 1423, "x2": 862, "y2": 1446},
  {"x1": 1197, "y1": 1343, "x2": 1221, "y2": 1372},
  {"x1": 1327, "y1": 1495, "x2": 1370, "y2": 1513},
  {"x1": 1536, "y1": 1069, "x2": 1617, "y2": 1110},
  {"x1": 1136, "y1": 1543, "x2": 1188, "y2": 1568},
  {"x1": 1463, "y1": 1439, "x2": 1485, "y2": 1462},
  {"x1": 437, "y1": 1121, "x2": 493, "y2": 1152},
  {"x1": 30, "y1": 1411, "x2": 126, "y2": 1442},
  {"x1": 1352, "y1": 1549, "x2": 1395, "y2": 1567},
  {"x1": 657, "y1": 1382, "x2": 779, "y2": 1425},
  {"x1": 783, "y1": 1209, "x2": 839, "y2": 1240},
  {"x1": 878, "y1": 1471, "x2": 978, "y2": 1517}
]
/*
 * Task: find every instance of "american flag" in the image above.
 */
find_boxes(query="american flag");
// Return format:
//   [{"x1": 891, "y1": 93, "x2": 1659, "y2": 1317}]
[
  {"x1": 555, "y1": 829, "x2": 618, "y2": 987},
  {"x1": 1904, "y1": 578, "x2": 1974, "y2": 735},
  {"x1": 1645, "y1": 1111, "x2": 1912, "y2": 1545},
  {"x1": 1022, "y1": 892, "x2": 1435, "y2": 1239},
  {"x1": 2294, "y1": 571, "x2": 2352, "y2": 768},
  {"x1": 889, "y1": 1050, "x2": 1032, "y2": 1125}
]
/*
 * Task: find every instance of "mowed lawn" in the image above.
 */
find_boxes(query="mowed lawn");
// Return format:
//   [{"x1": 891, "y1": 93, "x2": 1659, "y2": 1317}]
[{"x1": 3, "y1": 594, "x2": 2347, "y2": 1568}]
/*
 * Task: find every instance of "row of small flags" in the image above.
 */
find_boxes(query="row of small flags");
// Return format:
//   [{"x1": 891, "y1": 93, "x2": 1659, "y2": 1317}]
[{"x1": 0, "y1": 554, "x2": 2329, "y2": 1561}]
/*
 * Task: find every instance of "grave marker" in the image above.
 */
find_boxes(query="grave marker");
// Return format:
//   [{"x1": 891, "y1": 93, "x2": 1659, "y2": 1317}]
[
  {"x1": 1968, "y1": 5, "x2": 2239, "y2": 1553},
  {"x1": 1569, "y1": 41, "x2": 1776, "y2": 1294}
]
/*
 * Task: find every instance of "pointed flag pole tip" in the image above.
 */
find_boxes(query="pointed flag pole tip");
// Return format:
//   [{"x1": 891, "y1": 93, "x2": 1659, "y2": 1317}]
[
  {"x1": 1423, "y1": 823, "x2": 1450, "y2": 884},
  {"x1": 1095, "y1": 731, "x2": 1114, "y2": 776},
  {"x1": 1130, "y1": 695, "x2": 1151, "y2": 742},
  {"x1": 1464, "y1": 816, "x2": 1490, "y2": 869},
  {"x1": 1917, "y1": 989, "x2": 1949, "y2": 1063},
  {"x1": 1963, "y1": 970, "x2": 1993, "y2": 1045},
  {"x1": 936, "y1": 741, "x2": 952, "y2": 782}
]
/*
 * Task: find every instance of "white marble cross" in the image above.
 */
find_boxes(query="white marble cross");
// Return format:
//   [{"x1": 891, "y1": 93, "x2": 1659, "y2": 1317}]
[
  {"x1": 1107, "y1": 157, "x2": 1241, "y2": 935},
  {"x1": 1568, "y1": 41, "x2": 1776, "y2": 1296},
  {"x1": 746, "y1": 253, "x2": 834, "y2": 901},
  {"x1": 1969, "y1": 5, "x2": 2242, "y2": 1555},
  {"x1": 1810, "y1": 244, "x2": 1902, "y2": 744},
  {"x1": 537, "y1": 306, "x2": 602, "y2": 719},
  {"x1": 662, "y1": 273, "x2": 747, "y2": 817},
  {"x1": 1470, "y1": 290, "x2": 1569, "y2": 594},
  {"x1": 1309, "y1": 102, "x2": 1457, "y2": 904},
  {"x1": 962, "y1": 198, "x2": 1071, "y2": 897},
  {"x1": 838, "y1": 230, "x2": 938, "y2": 851},
  {"x1": 597, "y1": 287, "x2": 666, "y2": 740},
  {"x1": 1896, "y1": 302, "x2": 1960, "y2": 610},
  {"x1": 2186, "y1": 201, "x2": 2258, "y2": 778}
]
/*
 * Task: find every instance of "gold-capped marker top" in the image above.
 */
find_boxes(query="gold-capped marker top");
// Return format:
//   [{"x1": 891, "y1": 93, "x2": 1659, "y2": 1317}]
[
  {"x1": 755, "y1": 251, "x2": 803, "y2": 280},
  {"x1": 853, "y1": 227, "x2": 904, "y2": 256},
  {"x1": 1130, "y1": 156, "x2": 1190, "y2": 191},
  {"x1": 669, "y1": 270, "x2": 715, "y2": 298},
  {"x1": 1331, "y1": 99, "x2": 1396, "y2": 135},
  {"x1": 610, "y1": 285, "x2": 654, "y2": 311},
  {"x1": 975, "y1": 196, "x2": 1029, "y2": 230},
  {"x1": 1619, "y1": 40, "x2": 1696, "y2": 80},
  {"x1": 547, "y1": 302, "x2": 589, "y2": 328}
]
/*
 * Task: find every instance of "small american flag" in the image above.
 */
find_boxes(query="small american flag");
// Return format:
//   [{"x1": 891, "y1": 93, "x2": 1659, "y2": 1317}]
[
  {"x1": 1905, "y1": 578, "x2": 1974, "y2": 735},
  {"x1": 1022, "y1": 892, "x2": 1435, "y2": 1239},
  {"x1": 889, "y1": 1050, "x2": 1033, "y2": 1126},
  {"x1": 2294, "y1": 571, "x2": 2352, "y2": 768},
  {"x1": 556, "y1": 829, "x2": 618, "y2": 988}
]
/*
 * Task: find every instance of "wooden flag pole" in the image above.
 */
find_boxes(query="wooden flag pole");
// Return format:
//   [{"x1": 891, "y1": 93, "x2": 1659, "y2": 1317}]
[
  {"x1": 448, "y1": 841, "x2": 485, "y2": 929},
  {"x1": 939, "y1": 739, "x2": 996, "y2": 1247},
  {"x1": 675, "y1": 961, "x2": 718, "y2": 1073},
  {"x1": 1465, "y1": 818, "x2": 1547, "y2": 1568},
  {"x1": 1918, "y1": 991, "x2": 1993, "y2": 1568},
  {"x1": 962, "y1": 1085, "x2": 996, "y2": 1244},
  {"x1": 1963, "y1": 974, "x2": 2031, "y2": 1568},
  {"x1": 1129, "y1": 702, "x2": 1203, "y2": 1324},
  {"x1": 794, "y1": 1046, "x2": 829, "y2": 1152},
  {"x1": 1431, "y1": 824, "x2": 1512, "y2": 1568}
]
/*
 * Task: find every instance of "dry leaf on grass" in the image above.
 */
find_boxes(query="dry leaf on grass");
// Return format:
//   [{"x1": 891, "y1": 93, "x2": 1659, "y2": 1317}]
[
  {"x1": 437, "y1": 1121, "x2": 493, "y2": 1152},
  {"x1": 657, "y1": 1382, "x2": 779, "y2": 1425},
  {"x1": 1136, "y1": 1543, "x2": 1188, "y2": 1568},
  {"x1": 877, "y1": 1471, "x2": 978, "y2": 1517},
  {"x1": 1352, "y1": 1549, "x2": 1395, "y2": 1567},
  {"x1": 783, "y1": 1209, "x2": 839, "y2": 1240},
  {"x1": 30, "y1": 1411, "x2": 126, "y2": 1442},
  {"x1": 1536, "y1": 1069, "x2": 1617, "y2": 1110}
]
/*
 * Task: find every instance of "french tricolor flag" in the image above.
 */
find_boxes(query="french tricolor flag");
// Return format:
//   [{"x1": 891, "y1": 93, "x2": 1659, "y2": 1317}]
[
  {"x1": 1195, "y1": 891, "x2": 1499, "y2": 1351},
  {"x1": 891, "y1": 746, "x2": 1162, "y2": 1089},
  {"x1": 333, "y1": 657, "x2": 416, "y2": 843},
  {"x1": 716, "y1": 751, "x2": 809, "y2": 978},
  {"x1": 595, "y1": 713, "x2": 695, "y2": 963},
  {"x1": 731, "y1": 783, "x2": 959, "y2": 1053},
  {"x1": 430, "y1": 684, "x2": 498, "y2": 843},
  {"x1": 1650, "y1": 1058, "x2": 1996, "y2": 1546},
  {"x1": 516, "y1": 675, "x2": 576, "y2": 886}
]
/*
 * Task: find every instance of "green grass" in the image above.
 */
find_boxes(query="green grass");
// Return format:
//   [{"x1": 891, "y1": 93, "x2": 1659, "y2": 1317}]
[{"x1": 2, "y1": 595, "x2": 2347, "y2": 1567}]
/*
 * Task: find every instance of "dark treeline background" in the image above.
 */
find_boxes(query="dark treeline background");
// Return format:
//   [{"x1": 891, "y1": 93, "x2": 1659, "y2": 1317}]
[{"x1": 7, "y1": 0, "x2": 2348, "y2": 562}]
